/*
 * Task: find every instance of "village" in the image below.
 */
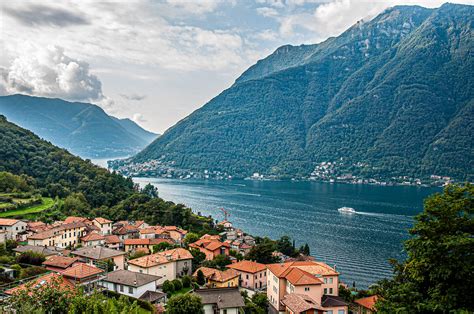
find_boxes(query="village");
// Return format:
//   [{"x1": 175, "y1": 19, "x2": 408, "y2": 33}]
[{"x1": 0, "y1": 214, "x2": 378, "y2": 314}]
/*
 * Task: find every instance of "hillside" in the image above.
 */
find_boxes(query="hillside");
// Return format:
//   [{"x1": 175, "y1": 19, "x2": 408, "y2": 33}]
[
  {"x1": 0, "y1": 94, "x2": 158, "y2": 158},
  {"x1": 0, "y1": 115, "x2": 134, "y2": 207},
  {"x1": 120, "y1": 4, "x2": 473, "y2": 182}
]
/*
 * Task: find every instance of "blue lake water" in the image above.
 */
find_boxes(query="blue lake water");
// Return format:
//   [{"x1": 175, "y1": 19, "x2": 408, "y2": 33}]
[{"x1": 133, "y1": 178, "x2": 440, "y2": 288}]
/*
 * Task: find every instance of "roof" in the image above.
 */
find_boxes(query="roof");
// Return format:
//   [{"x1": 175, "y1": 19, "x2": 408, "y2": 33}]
[
  {"x1": 104, "y1": 270, "x2": 161, "y2": 287},
  {"x1": 321, "y1": 295, "x2": 347, "y2": 308},
  {"x1": 13, "y1": 245, "x2": 63, "y2": 256},
  {"x1": 227, "y1": 260, "x2": 266, "y2": 274},
  {"x1": 0, "y1": 218, "x2": 21, "y2": 226},
  {"x1": 94, "y1": 217, "x2": 112, "y2": 224},
  {"x1": 282, "y1": 294, "x2": 324, "y2": 312},
  {"x1": 189, "y1": 239, "x2": 230, "y2": 251},
  {"x1": 104, "y1": 235, "x2": 122, "y2": 244},
  {"x1": 194, "y1": 288, "x2": 245, "y2": 309},
  {"x1": 64, "y1": 216, "x2": 90, "y2": 224},
  {"x1": 128, "y1": 248, "x2": 192, "y2": 268},
  {"x1": 164, "y1": 226, "x2": 187, "y2": 234},
  {"x1": 124, "y1": 238, "x2": 173, "y2": 245},
  {"x1": 355, "y1": 295, "x2": 379, "y2": 310},
  {"x1": 81, "y1": 232, "x2": 105, "y2": 242},
  {"x1": 62, "y1": 263, "x2": 104, "y2": 279},
  {"x1": 267, "y1": 261, "x2": 338, "y2": 279},
  {"x1": 193, "y1": 267, "x2": 239, "y2": 283},
  {"x1": 5, "y1": 273, "x2": 75, "y2": 295},
  {"x1": 42, "y1": 255, "x2": 78, "y2": 269},
  {"x1": 28, "y1": 222, "x2": 87, "y2": 240},
  {"x1": 72, "y1": 246, "x2": 125, "y2": 260},
  {"x1": 113, "y1": 225, "x2": 139, "y2": 235},
  {"x1": 139, "y1": 290, "x2": 166, "y2": 303},
  {"x1": 285, "y1": 267, "x2": 323, "y2": 286}
]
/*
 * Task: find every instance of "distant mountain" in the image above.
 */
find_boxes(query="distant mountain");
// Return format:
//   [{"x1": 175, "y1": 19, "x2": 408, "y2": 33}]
[
  {"x1": 125, "y1": 4, "x2": 473, "y2": 181},
  {"x1": 0, "y1": 94, "x2": 158, "y2": 158}
]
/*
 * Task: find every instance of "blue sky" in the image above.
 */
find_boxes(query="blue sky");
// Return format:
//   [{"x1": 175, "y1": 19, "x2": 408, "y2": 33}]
[{"x1": 1, "y1": 0, "x2": 471, "y2": 133}]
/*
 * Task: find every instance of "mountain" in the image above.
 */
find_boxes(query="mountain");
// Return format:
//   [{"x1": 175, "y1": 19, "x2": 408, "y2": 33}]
[
  {"x1": 0, "y1": 115, "x2": 134, "y2": 207},
  {"x1": 0, "y1": 94, "x2": 158, "y2": 158},
  {"x1": 125, "y1": 4, "x2": 473, "y2": 182}
]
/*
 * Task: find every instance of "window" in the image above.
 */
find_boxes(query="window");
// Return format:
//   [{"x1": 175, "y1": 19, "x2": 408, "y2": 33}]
[
  {"x1": 139, "y1": 269, "x2": 143, "y2": 273},
  {"x1": 324, "y1": 278, "x2": 327, "y2": 284},
  {"x1": 329, "y1": 277, "x2": 333, "y2": 284},
  {"x1": 324, "y1": 288, "x2": 328, "y2": 294},
  {"x1": 128, "y1": 286, "x2": 133, "y2": 294},
  {"x1": 338, "y1": 310, "x2": 345, "y2": 314},
  {"x1": 246, "y1": 274, "x2": 249, "y2": 279},
  {"x1": 327, "y1": 311, "x2": 333, "y2": 314},
  {"x1": 120, "y1": 285, "x2": 124, "y2": 292},
  {"x1": 329, "y1": 288, "x2": 333, "y2": 294},
  {"x1": 223, "y1": 310, "x2": 227, "y2": 314},
  {"x1": 304, "y1": 287, "x2": 310, "y2": 292}
]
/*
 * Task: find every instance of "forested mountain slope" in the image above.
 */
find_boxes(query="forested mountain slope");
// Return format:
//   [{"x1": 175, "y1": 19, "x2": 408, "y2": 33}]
[{"x1": 128, "y1": 4, "x2": 473, "y2": 181}]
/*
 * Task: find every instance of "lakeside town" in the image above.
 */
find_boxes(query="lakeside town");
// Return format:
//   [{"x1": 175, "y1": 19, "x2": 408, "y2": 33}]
[{"x1": 0, "y1": 214, "x2": 379, "y2": 313}]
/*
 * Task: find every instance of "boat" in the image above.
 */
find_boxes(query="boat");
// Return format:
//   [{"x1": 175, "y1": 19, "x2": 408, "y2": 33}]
[{"x1": 338, "y1": 207, "x2": 356, "y2": 214}]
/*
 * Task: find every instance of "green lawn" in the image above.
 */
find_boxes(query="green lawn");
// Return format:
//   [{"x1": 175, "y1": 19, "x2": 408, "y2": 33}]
[
  {"x1": 0, "y1": 197, "x2": 55, "y2": 218},
  {"x1": 169, "y1": 286, "x2": 193, "y2": 297}
]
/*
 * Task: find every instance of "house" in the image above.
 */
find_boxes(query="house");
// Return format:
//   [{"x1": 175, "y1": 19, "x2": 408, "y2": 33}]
[
  {"x1": 123, "y1": 238, "x2": 174, "y2": 253},
  {"x1": 71, "y1": 246, "x2": 126, "y2": 270},
  {"x1": 139, "y1": 227, "x2": 170, "y2": 239},
  {"x1": 101, "y1": 269, "x2": 161, "y2": 299},
  {"x1": 139, "y1": 290, "x2": 167, "y2": 305},
  {"x1": 92, "y1": 217, "x2": 113, "y2": 235},
  {"x1": 282, "y1": 293, "x2": 325, "y2": 314},
  {"x1": 113, "y1": 224, "x2": 139, "y2": 240},
  {"x1": 61, "y1": 263, "x2": 105, "y2": 293},
  {"x1": 266, "y1": 261, "x2": 347, "y2": 314},
  {"x1": 227, "y1": 260, "x2": 267, "y2": 291},
  {"x1": 200, "y1": 234, "x2": 221, "y2": 241},
  {"x1": 81, "y1": 232, "x2": 105, "y2": 247},
  {"x1": 0, "y1": 218, "x2": 27, "y2": 240},
  {"x1": 0, "y1": 230, "x2": 6, "y2": 243},
  {"x1": 163, "y1": 226, "x2": 187, "y2": 243},
  {"x1": 27, "y1": 221, "x2": 87, "y2": 248},
  {"x1": 193, "y1": 267, "x2": 239, "y2": 288},
  {"x1": 189, "y1": 238, "x2": 230, "y2": 260},
  {"x1": 64, "y1": 216, "x2": 91, "y2": 224},
  {"x1": 104, "y1": 234, "x2": 123, "y2": 249},
  {"x1": 13, "y1": 245, "x2": 65, "y2": 258},
  {"x1": 4, "y1": 273, "x2": 75, "y2": 295},
  {"x1": 217, "y1": 220, "x2": 233, "y2": 230},
  {"x1": 127, "y1": 248, "x2": 192, "y2": 285},
  {"x1": 194, "y1": 287, "x2": 245, "y2": 314},
  {"x1": 354, "y1": 295, "x2": 379, "y2": 314},
  {"x1": 134, "y1": 220, "x2": 150, "y2": 229},
  {"x1": 42, "y1": 255, "x2": 78, "y2": 272}
]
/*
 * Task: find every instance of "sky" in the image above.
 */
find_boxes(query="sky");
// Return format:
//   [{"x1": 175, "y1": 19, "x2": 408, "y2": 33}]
[{"x1": 1, "y1": 0, "x2": 472, "y2": 133}]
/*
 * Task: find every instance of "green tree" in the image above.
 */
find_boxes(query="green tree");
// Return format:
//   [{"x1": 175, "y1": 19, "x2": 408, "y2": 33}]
[
  {"x1": 152, "y1": 242, "x2": 175, "y2": 253},
  {"x1": 162, "y1": 280, "x2": 175, "y2": 296},
  {"x1": 377, "y1": 184, "x2": 474, "y2": 312},
  {"x1": 172, "y1": 279, "x2": 183, "y2": 291},
  {"x1": 196, "y1": 269, "x2": 206, "y2": 286},
  {"x1": 190, "y1": 248, "x2": 206, "y2": 272},
  {"x1": 16, "y1": 251, "x2": 46, "y2": 266},
  {"x1": 181, "y1": 275, "x2": 192, "y2": 288},
  {"x1": 166, "y1": 293, "x2": 204, "y2": 314},
  {"x1": 183, "y1": 232, "x2": 199, "y2": 245},
  {"x1": 246, "y1": 238, "x2": 279, "y2": 264},
  {"x1": 62, "y1": 192, "x2": 90, "y2": 216},
  {"x1": 277, "y1": 236, "x2": 298, "y2": 257},
  {"x1": 141, "y1": 183, "x2": 158, "y2": 198}
]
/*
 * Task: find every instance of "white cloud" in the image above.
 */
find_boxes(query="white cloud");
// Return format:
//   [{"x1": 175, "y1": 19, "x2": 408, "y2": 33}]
[
  {"x1": 132, "y1": 113, "x2": 146, "y2": 123},
  {"x1": 0, "y1": 45, "x2": 104, "y2": 102},
  {"x1": 256, "y1": 7, "x2": 280, "y2": 17}
]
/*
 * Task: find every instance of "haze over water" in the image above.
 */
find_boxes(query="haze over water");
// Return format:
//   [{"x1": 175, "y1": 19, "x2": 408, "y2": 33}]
[{"x1": 134, "y1": 178, "x2": 440, "y2": 288}]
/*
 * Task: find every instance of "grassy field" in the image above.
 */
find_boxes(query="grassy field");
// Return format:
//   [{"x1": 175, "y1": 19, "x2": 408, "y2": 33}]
[
  {"x1": 169, "y1": 286, "x2": 193, "y2": 297},
  {"x1": 0, "y1": 197, "x2": 55, "y2": 218}
]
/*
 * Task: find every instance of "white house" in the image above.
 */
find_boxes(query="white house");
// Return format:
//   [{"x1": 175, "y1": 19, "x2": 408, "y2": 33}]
[
  {"x1": 195, "y1": 288, "x2": 245, "y2": 314},
  {"x1": 101, "y1": 270, "x2": 161, "y2": 299},
  {"x1": 0, "y1": 219, "x2": 27, "y2": 240},
  {"x1": 93, "y1": 218, "x2": 113, "y2": 235}
]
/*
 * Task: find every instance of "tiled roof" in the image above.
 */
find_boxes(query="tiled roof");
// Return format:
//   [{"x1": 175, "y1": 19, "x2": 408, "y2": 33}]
[
  {"x1": 139, "y1": 290, "x2": 166, "y2": 303},
  {"x1": 284, "y1": 267, "x2": 322, "y2": 286},
  {"x1": 104, "y1": 270, "x2": 161, "y2": 287},
  {"x1": 189, "y1": 239, "x2": 230, "y2": 251},
  {"x1": 193, "y1": 267, "x2": 239, "y2": 283},
  {"x1": 113, "y1": 225, "x2": 139, "y2": 235},
  {"x1": 195, "y1": 288, "x2": 245, "y2": 309},
  {"x1": 0, "y1": 218, "x2": 21, "y2": 226},
  {"x1": 355, "y1": 295, "x2": 379, "y2": 310},
  {"x1": 282, "y1": 294, "x2": 324, "y2": 312},
  {"x1": 42, "y1": 255, "x2": 78, "y2": 269},
  {"x1": 124, "y1": 238, "x2": 173, "y2": 245},
  {"x1": 28, "y1": 222, "x2": 87, "y2": 240},
  {"x1": 200, "y1": 234, "x2": 221, "y2": 241},
  {"x1": 128, "y1": 248, "x2": 192, "y2": 268},
  {"x1": 5, "y1": 273, "x2": 75, "y2": 295},
  {"x1": 227, "y1": 260, "x2": 266, "y2": 274},
  {"x1": 13, "y1": 245, "x2": 63, "y2": 256},
  {"x1": 81, "y1": 232, "x2": 105, "y2": 242},
  {"x1": 267, "y1": 261, "x2": 338, "y2": 279},
  {"x1": 62, "y1": 263, "x2": 104, "y2": 279},
  {"x1": 72, "y1": 246, "x2": 125, "y2": 260},
  {"x1": 64, "y1": 216, "x2": 90, "y2": 224},
  {"x1": 104, "y1": 234, "x2": 122, "y2": 244},
  {"x1": 321, "y1": 295, "x2": 347, "y2": 308},
  {"x1": 164, "y1": 226, "x2": 187, "y2": 234},
  {"x1": 94, "y1": 217, "x2": 112, "y2": 224}
]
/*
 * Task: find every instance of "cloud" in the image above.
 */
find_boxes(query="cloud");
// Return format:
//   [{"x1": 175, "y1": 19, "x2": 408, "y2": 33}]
[
  {"x1": 164, "y1": 0, "x2": 225, "y2": 14},
  {"x1": 132, "y1": 113, "x2": 146, "y2": 123},
  {"x1": 3, "y1": 4, "x2": 89, "y2": 27},
  {"x1": 120, "y1": 93, "x2": 147, "y2": 101},
  {"x1": 256, "y1": 7, "x2": 280, "y2": 17},
  {"x1": 0, "y1": 45, "x2": 104, "y2": 102}
]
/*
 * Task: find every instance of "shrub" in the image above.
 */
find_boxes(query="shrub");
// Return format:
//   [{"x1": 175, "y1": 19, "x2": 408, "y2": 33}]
[
  {"x1": 172, "y1": 279, "x2": 183, "y2": 291},
  {"x1": 162, "y1": 280, "x2": 175, "y2": 295},
  {"x1": 181, "y1": 275, "x2": 192, "y2": 288}
]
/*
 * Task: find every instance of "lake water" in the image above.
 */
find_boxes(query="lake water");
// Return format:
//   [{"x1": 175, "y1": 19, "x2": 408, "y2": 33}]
[{"x1": 133, "y1": 178, "x2": 440, "y2": 288}]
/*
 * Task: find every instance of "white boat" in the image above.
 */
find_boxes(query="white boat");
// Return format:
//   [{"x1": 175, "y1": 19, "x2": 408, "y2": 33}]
[{"x1": 338, "y1": 207, "x2": 356, "y2": 214}]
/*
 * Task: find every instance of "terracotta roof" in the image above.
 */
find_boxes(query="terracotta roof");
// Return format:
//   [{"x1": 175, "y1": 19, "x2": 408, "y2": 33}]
[
  {"x1": 284, "y1": 267, "x2": 322, "y2": 286},
  {"x1": 282, "y1": 294, "x2": 324, "y2": 312},
  {"x1": 104, "y1": 270, "x2": 161, "y2": 287},
  {"x1": 104, "y1": 234, "x2": 122, "y2": 244},
  {"x1": 195, "y1": 288, "x2": 245, "y2": 309},
  {"x1": 267, "y1": 261, "x2": 338, "y2": 279},
  {"x1": 193, "y1": 267, "x2": 239, "y2": 283},
  {"x1": 124, "y1": 238, "x2": 173, "y2": 245},
  {"x1": 189, "y1": 239, "x2": 230, "y2": 251},
  {"x1": 28, "y1": 222, "x2": 87, "y2": 240},
  {"x1": 113, "y1": 225, "x2": 139, "y2": 235},
  {"x1": 72, "y1": 246, "x2": 125, "y2": 260},
  {"x1": 62, "y1": 263, "x2": 104, "y2": 279},
  {"x1": 27, "y1": 221, "x2": 46, "y2": 228},
  {"x1": 64, "y1": 216, "x2": 90, "y2": 224},
  {"x1": 42, "y1": 256, "x2": 78, "y2": 269},
  {"x1": 81, "y1": 232, "x2": 105, "y2": 242},
  {"x1": 5, "y1": 273, "x2": 75, "y2": 295},
  {"x1": 0, "y1": 218, "x2": 21, "y2": 226},
  {"x1": 134, "y1": 220, "x2": 146, "y2": 227},
  {"x1": 227, "y1": 260, "x2": 266, "y2": 274},
  {"x1": 164, "y1": 226, "x2": 187, "y2": 234},
  {"x1": 200, "y1": 234, "x2": 220, "y2": 241},
  {"x1": 355, "y1": 295, "x2": 379, "y2": 310},
  {"x1": 94, "y1": 217, "x2": 112, "y2": 224},
  {"x1": 135, "y1": 247, "x2": 150, "y2": 254},
  {"x1": 128, "y1": 248, "x2": 192, "y2": 268}
]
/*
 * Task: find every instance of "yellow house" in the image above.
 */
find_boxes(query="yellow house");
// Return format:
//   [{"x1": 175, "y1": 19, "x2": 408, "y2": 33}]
[
  {"x1": 193, "y1": 267, "x2": 239, "y2": 288},
  {"x1": 27, "y1": 222, "x2": 87, "y2": 248}
]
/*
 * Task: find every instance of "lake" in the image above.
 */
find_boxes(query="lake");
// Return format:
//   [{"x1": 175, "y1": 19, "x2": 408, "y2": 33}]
[{"x1": 133, "y1": 178, "x2": 440, "y2": 288}]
